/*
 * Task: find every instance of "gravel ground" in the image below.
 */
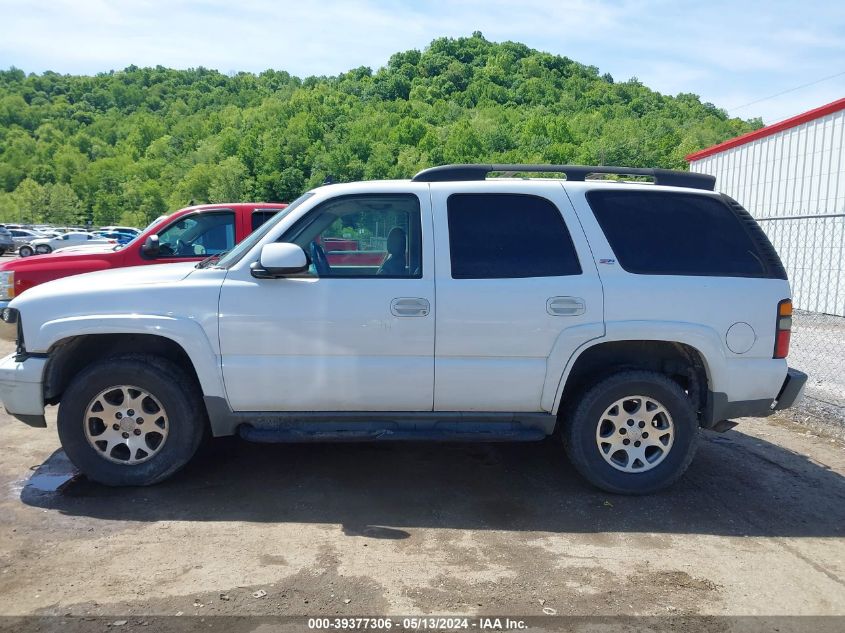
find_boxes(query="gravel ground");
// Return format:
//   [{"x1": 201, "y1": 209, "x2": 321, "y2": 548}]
[{"x1": 1, "y1": 415, "x2": 843, "y2": 632}]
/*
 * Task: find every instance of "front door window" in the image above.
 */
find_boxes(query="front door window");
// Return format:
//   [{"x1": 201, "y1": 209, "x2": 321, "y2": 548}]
[
  {"x1": 157, "y1": 212, "x2": 235, "y2": 257},
  {"x1": 287, "y1": 195, "x2": 422, "y2": 278}
]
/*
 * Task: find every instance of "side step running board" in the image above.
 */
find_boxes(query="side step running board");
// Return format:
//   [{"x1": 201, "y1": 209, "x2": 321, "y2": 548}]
[{"x1": 239, "y1": 425, "x2": 546, "y2": 443}]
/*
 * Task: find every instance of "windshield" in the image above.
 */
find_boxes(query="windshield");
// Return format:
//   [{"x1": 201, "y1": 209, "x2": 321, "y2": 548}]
[{"x1": 214, "y1": 193, "x2": 314, "y2": 268}]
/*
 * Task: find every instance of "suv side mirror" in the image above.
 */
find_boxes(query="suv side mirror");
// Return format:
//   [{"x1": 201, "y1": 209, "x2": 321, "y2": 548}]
[
  {"x1": 251, "y1": 243, "x2": 309, "y2": 278},
  {"x1": 142, "y1": 235, "x2": 160, "y2": 257}
]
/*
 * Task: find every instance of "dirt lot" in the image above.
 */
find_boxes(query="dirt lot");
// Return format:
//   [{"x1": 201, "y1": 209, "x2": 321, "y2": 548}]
[{"x1": 0, "y1": 336, "x2": 843, "y2": 630}]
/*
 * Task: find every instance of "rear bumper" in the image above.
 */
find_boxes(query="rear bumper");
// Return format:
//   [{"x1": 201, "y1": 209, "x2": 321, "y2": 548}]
[
  {"x1": 772, "y1": 368, "x2": 808, "y2": 411},
  {"x1": 0, "y1": 352, "x2": 47, "y2": 427},
  {"x1": 703, "y1": 367, "x2": 808, "y2": 428}
]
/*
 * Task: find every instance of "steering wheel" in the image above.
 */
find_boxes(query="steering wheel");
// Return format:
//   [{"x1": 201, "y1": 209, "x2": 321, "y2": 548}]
[
  {"x1": 309, "y1": 241, "x2": 331, "y2": 276},
  {"x1": 175, "y1": 238, "x2": 190, "y2": 256}
]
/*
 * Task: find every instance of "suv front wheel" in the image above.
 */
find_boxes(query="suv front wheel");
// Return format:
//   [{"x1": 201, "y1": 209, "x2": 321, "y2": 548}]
[
  {"x1": 563, "y1": 370, "x2": 698, "y2": 494},
  {"x1": 57, "y1": 355, "x2": 206, "y2": 486}
]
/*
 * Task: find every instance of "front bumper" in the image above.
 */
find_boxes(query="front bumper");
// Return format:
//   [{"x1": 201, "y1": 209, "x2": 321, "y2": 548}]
[
  {"x1": 703, "y1": 367, "x2": 808, "y2": 428},
  {"x1": 0, "y1": 352, "x2": 47, "y2": 427}
]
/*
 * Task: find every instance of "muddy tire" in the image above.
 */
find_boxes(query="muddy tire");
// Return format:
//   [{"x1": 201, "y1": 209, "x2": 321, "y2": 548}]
[{"x1": 57, "y1": 355, "x2": 206, "y2": 486}]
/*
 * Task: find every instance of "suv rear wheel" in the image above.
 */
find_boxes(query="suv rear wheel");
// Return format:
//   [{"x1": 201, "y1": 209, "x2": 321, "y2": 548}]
[
  {"x1": 57, "y1": 355, "x2": 206, "y2": 486},
  {"x1": 563, "y1": 370, "x2": 698, "y2": 494}
]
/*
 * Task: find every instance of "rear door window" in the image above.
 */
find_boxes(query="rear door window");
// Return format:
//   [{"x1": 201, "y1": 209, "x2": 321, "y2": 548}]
[
  {"x1": 446, "y1": 193, "x2": 581, "y2": 279},
  {"x1": 252, "y1": 210, "x2": 284, "y2": 232},
  {"x1": 587, "y1": 191, "x2": 766, "y2": 277}
]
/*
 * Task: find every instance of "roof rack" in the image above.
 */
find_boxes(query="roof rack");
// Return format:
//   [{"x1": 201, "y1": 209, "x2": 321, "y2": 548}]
[{"x1": 411, "y1": 164, "x2": 716, "y2": 191}]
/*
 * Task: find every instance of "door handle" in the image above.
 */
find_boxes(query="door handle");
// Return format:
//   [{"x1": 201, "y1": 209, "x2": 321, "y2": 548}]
[
  {"x1": 547, "y1": 296, "x2": 586, "y2": 316},
  {"x1": 391, "y1": 297, "x2": 430, "y2": 317}
]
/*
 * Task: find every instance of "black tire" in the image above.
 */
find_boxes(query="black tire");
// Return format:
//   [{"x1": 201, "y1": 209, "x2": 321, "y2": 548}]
[
  {"x1": 562, "y1": 370, "x2": 698, "y2": 495},
  {"x1": 57, "y1": 355, "x2": 207, "y2": 486},
  {"x1": 35, "y1": 244, "x2": 52, "y2": 255},
  {"x1": 18, "y1": 245, "x2": 33, "y2": 257},
  {"x1": 0, "y1": 249, "x2": 5, "y2": 257}
]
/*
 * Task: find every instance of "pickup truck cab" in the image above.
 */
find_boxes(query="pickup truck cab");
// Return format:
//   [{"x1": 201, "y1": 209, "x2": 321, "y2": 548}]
[
  {"x1": 0, "y1": 202, "x2": 287, "y2": 310},
  {"x1": 0, "y1": 165, "x2": 807, "y2": 494}
]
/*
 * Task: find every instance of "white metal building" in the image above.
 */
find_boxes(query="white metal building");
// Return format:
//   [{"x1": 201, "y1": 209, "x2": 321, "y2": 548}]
[{"x1": 687, "y1": 97, "x2": 845, "y2": 316}]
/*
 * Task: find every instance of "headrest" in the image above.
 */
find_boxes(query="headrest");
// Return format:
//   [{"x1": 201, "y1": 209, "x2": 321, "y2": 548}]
[{"x1": 387, "y1": 227, "x2": 406, "y2": 257}]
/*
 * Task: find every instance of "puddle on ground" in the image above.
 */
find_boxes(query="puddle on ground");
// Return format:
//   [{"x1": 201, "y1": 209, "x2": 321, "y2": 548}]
[{"x1": 19, "y1": 449, "x2": 81, "y2": 496}]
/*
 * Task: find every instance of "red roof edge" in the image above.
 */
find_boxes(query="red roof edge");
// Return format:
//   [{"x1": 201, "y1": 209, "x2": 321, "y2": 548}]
[{"x1": 686, "y1": 96, "x2": 845, "y2": 162}]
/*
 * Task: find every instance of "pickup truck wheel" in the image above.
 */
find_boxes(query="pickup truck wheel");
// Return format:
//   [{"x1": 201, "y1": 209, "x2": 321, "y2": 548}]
[
  {"x1": 57, "y1": 356, "x2": 206, "y2": 486},
  {"x1": 563, "y1": 370, "x2": 698, "y2": 495},
  {"x1": 18, "y1": 245, "x2": 33, "y2": 257}
]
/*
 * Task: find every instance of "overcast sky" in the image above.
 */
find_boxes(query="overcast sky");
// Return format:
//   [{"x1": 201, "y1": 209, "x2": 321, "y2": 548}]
[{"x1": 1, "y1": 0, "x2": 843, "y2": 124}]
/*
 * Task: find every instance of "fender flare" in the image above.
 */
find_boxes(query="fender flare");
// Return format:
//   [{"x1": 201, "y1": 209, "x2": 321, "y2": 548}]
[
  {"x1": 35, "y1": 314, "x2": 226, "y2": 399},
  {"x1": 546, "y1": 320, "x2": 724, "y2": 413}
]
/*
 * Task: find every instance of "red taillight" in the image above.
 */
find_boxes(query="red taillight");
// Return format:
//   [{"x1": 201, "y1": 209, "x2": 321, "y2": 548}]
[
  {"x1": 774, "y1": 299, "x2": 792, "y2": 358},
  {"x1": 774, "y1": 329, "x2": 791, "y2": 358}
]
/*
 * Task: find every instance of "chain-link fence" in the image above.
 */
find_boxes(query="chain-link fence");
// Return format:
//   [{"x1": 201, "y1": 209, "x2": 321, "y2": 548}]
[
  {"x1": 791, "y1": 311, "x2": 845, "y2": 406},
  {"x1": 758, "y1": 214, "x2": 845, "y2": 428}
]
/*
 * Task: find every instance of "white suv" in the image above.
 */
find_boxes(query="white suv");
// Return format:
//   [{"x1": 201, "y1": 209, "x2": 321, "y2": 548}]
[{"x1": 0, "y1": 165, "x2": 807, "y2": 493}]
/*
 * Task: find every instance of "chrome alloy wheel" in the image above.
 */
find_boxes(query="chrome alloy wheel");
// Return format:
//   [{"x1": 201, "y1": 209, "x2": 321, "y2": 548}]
[
  {"x1": 595, "y1": 395, "x2": 674, "y2": 473},
  {"x1": 83, "y1": 385, "x2": 169, "y2": 464}
]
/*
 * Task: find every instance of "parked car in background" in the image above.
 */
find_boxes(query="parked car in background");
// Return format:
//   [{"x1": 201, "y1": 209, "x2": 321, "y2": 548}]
[
  {"x1": 94, "y1": 231, "x2": 135, "y2": 246},
  {"x1": 0, "y1": 228, "x2": 15, "y2": 256},
  {"x1": 19, "y1": 232, "x2": 115, "y2": 257},
  {"x1": 8, "y1": 229, "x2": 47, "y2": 251},
  {"x1": 0, "y1": 202, "x2": 287, "y2": 307},
  {"x1": 99, "y1": 225, "x2": 140, "y2": 236},
  {"x1": 42, "y1": 226, "x2": 84, "y2": 235}
]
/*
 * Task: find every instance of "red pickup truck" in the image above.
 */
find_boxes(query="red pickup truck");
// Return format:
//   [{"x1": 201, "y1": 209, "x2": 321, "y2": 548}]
[{"x1": 0, "y1": 202, "x2": 287, "y2": 309}]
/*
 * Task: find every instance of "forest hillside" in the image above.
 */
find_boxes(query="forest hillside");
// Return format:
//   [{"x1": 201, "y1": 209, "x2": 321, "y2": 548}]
[{"x1": 0, "y1": 32, "x2": 759, "y2": 226}]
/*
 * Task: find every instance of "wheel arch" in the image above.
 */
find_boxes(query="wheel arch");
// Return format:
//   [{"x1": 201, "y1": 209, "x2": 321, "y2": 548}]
[{"x1": 553, "y1": 337, "x2": 712, "y2": 426}]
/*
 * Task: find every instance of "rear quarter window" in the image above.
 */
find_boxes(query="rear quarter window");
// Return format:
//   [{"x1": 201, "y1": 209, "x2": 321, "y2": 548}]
[{"x1": 587, "y1": 190, "x2": 768, "y2": 277}]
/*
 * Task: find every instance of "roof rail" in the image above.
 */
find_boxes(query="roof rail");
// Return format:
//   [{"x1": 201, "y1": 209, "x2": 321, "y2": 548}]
[{"x1": 411, "y1": 164, "x2": 716, "y2": 191}]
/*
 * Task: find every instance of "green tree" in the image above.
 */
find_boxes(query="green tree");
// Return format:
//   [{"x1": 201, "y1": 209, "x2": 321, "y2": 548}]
[
  {"x1": 209, "y1": 156, "x2": 250, "y2": 202},
  {"x1": 12, "y1": 178, "x2": 49, "y2": 223},
  {"x1": 47, "y1": 182, "x2": 82, "y2": 225}
]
